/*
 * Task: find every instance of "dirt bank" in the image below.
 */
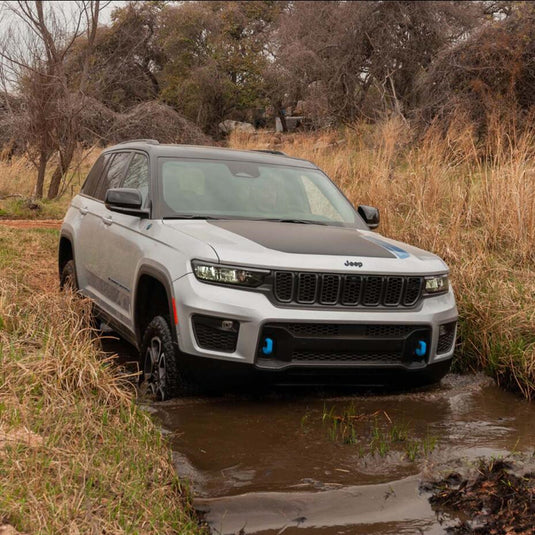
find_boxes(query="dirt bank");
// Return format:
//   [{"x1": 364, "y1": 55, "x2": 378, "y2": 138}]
[{"x1": 0, "y1": 219, "x2": 62, "y2": 229}]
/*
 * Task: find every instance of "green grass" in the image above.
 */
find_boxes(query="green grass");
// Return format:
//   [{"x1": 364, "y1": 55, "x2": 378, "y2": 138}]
[
  {"x1": 0, "y1": 197, "x2": 68, "y2": 220},
  {"x1": 321, "y1": 404, "x2": 438, "y2": 461}
]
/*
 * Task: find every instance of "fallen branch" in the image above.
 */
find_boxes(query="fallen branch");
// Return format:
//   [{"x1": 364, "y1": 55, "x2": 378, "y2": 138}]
[{"x1": 0, "y1": 193, "x2": 24, "y2": 200}]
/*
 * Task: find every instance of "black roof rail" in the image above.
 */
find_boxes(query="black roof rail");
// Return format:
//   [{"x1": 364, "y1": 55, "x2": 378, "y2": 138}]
[
  {"x1": 251, "y1": 149, "x2": 288, "y2": 156},
  {"x1": 117, "y1": 139, "x2": 160, "y2": 145}
]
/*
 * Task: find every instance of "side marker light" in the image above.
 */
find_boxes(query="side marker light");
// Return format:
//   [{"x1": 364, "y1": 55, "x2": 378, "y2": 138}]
[{"x1": 172, "y1": 298, "x2": 178, "y2": 325}]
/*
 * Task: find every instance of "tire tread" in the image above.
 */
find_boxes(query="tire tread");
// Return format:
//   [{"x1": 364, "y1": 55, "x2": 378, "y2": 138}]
[{"x1": 141, "y1": 315, "x2": 196, "y2": 399}]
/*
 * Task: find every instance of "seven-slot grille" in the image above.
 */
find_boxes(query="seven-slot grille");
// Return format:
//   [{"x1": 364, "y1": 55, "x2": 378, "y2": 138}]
[{"x1": 273, "y1": 272, "x2": 423, "y2": 308}]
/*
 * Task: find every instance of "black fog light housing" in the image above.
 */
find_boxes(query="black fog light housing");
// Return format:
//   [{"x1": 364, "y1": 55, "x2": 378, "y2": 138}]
[
  {"x1": 437, "y1": 321, "x2": 456, "y2": 355},
  {"x1": 192, "y1": 315, "x2": 240, "y2": 352}
]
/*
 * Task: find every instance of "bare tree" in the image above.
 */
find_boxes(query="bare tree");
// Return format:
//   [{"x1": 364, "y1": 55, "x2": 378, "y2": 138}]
[
  {"x1": 418, "y1": 2, "x2": 535, "y2": 134},
  {"x1": 272, "y1": 1, "x2": 483, "y2": 125},
  {"x1": 0, "y1": 1, "x2": 104, "y2": 199}
]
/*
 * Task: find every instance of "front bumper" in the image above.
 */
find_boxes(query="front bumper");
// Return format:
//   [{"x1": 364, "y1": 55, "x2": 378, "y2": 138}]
[{"x1": 173, "y1": 274, "x2": 458, "y2": 371}]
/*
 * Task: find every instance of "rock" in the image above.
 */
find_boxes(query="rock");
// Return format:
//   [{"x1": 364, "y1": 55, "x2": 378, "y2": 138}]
[
  {"x1": 0, "y1": 524, "x2": 25, "y2": 534},
  {"x1": 275, "y1": 116, "x2": 308, "y2": 133},
  {"x1": 218, "y1": 120, "x2": 256, "y2": 135}
]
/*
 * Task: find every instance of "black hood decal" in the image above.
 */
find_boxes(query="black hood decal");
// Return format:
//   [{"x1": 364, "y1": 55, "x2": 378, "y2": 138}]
[{"x1": 208, "y1": 220, "x2": 396, "y2": 258}]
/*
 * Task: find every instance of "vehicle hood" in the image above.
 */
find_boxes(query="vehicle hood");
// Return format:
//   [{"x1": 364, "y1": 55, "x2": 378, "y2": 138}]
[{"x1": 162, "y1": 220, "x2": 448, "y2": 275}]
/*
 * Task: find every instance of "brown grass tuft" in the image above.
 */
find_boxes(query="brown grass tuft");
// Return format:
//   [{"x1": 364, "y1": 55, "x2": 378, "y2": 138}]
[{"x1": 0, "y1": 227, "x2": 204, "y2": 534}]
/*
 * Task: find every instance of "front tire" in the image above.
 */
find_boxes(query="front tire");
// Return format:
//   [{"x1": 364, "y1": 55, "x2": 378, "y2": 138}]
[{"x1": 140, "y1": 315, "x2": 191, "y2": 400}]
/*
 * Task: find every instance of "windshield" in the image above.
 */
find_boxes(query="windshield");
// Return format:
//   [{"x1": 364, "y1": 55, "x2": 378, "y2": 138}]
[{"x1": 158, "y1": 157, "x2": 367, "y2": 228}]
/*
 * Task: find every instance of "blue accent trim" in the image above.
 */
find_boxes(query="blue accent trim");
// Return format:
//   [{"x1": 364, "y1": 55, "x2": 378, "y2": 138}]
[
  {"x1": 262, "y1": 337, "x2": 274, "y2": 355},
  {"x1": 362, "y1": 235, "x2": 410, "y2": 259},
  {"x1": 415, "y1": 340, "x2": 427, "y2": 357}
]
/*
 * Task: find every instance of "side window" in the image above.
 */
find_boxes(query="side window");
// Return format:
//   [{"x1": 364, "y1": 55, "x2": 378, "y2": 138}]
[
  {"x1": 95, "y1": 152, "x2": 131, "y2": 201},
  {"x1": 81, "y1": 154, "x2": 109, "y2": 198},
  {"x1": 123, "y1": 153, "x2": 150, "y2": 204}
]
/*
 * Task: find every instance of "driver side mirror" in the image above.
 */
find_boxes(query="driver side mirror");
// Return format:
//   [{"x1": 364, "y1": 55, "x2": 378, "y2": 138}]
[
  {"x1": 105, "y1": 188, "x2": 149, "y2": 218},
  {"x1": 358, "y1": 205, "x2": 380, "y2": 229}
]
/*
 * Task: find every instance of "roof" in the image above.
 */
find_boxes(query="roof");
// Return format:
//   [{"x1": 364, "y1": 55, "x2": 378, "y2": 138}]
[{"x1": 104, "y1": 140, "x2": 317, "y2": 169}]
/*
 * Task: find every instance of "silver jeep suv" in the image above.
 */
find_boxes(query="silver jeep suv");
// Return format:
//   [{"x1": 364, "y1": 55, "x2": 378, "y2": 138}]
[{"x1": 59, "y1": 140, "x2": 457, "y2": 399}]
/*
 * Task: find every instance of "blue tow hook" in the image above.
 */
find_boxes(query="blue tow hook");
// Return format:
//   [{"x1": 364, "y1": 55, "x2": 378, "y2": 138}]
[
  {"x1": 415, "y1": 340, "x2": 427, "y2": 357},
  {"x1": 262, "y1": 337, "x2": 274, "y2": 355}
]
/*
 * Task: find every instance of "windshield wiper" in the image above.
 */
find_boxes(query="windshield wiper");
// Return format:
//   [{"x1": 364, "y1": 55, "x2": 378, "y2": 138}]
[
  {"x1": 163, "y1": 215, "x2": 329, "y2": 224},
  {"x1": 163, "y1": 215, "x2": 222, "y2": 220},
  {"x1": 265, "y1": 218, "x2": 328, "y2": 225}
]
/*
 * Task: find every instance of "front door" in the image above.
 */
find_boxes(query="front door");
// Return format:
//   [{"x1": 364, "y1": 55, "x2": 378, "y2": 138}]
[{"x1": 98, "y1": 152, "x2": 151, "y2": 331}]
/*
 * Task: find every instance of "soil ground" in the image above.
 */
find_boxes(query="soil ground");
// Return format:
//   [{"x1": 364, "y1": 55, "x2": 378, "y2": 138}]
[{"x1": 0, "y1": 219, "x2": 62, "y2": 229}]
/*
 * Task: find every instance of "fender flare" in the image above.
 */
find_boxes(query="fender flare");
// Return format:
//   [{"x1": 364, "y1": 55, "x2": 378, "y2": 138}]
[{"x1": 134, "y1": 263, "x2": 177, "y2": 346}]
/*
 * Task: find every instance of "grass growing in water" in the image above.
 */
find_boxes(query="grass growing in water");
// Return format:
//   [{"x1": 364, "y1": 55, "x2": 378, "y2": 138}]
[{"x1": 321, "y1": 403, "x2": 438, "y2": 461}]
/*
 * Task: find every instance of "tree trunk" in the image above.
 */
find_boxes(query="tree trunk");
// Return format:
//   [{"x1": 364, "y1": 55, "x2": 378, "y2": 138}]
[
  {"x1": 277, "y1": 107, "x2": 288, "y2": 132},
  {"x1": 47, "y1": 141, "x2": 75, "y2": 199},
  {"x1": 34, "y1": 150, "x2": 48, "y2": 199}
]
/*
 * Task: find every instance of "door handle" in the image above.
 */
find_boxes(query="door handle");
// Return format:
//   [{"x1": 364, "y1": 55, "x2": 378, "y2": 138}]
[
  {"x1": 102, "y1": 215, "x2": 113, "y2": 226},
  {"x1": 79, "y1": 206, "x2": 88, "y2": 216}
]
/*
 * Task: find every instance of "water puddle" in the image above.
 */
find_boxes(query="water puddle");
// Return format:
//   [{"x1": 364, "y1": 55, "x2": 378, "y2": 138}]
[{"x1": 147, "y1": 374, "x2": 535, "y2": 534}]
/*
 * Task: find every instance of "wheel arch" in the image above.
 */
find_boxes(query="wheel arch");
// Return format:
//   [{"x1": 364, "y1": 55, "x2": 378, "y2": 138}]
[
  {"x1": 58, "y1": 231, "x2": 75, "y2": 281},
  {"x1": 134, "y1": 265, "x2": 177, "y2": 348}
]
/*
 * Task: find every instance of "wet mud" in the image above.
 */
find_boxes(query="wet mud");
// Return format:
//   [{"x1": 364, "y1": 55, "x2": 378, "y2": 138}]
[
  {"x1": 146, "y1": 374, "x2": 535, "y2": 534},
  {"x1": 426, "y1": 458, "x2": 535, "y2": 534}
]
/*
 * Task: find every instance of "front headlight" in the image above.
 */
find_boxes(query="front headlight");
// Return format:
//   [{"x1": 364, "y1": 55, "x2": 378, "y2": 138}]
[
  {"x1": 424, "y1": 274, "x2": 449, "y2": 295},
  {"x1": 192, "y1": 261, "x2": 269, "y2": 288}
]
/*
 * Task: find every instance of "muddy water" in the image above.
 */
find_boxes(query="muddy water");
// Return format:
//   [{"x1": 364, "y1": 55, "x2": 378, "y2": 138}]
[{"x1": 145, "y1": 375, "x2": 535, "y2": 534}]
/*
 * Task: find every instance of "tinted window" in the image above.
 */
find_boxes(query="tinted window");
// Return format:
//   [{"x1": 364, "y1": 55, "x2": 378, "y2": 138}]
[
  {"x1": 123, "y1": 153, "x2": 150, "y2": 204},
  {"x1": 81, "y1": 154, "x2": 109, "y2": 198},
  {"x1": 95, "y1": 152, "x2": 131, "y2": 201}
]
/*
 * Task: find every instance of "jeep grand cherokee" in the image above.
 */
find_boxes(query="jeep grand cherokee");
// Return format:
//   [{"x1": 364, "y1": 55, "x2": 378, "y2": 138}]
[{"x1": 59, "y1": 140, "x2": 457, "y2": 399}]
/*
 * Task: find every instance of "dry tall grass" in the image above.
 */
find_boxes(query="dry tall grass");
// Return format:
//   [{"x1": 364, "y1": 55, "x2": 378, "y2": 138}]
[
  {"x1": 0, "y1": 148, "x2": 99, "y2": 219},
  {"x1": 0, "y1": 227, "x2": 204, "y2": 533},
  {"x1": 230, "y1": 119, "x2": 535, "y2": 398}
]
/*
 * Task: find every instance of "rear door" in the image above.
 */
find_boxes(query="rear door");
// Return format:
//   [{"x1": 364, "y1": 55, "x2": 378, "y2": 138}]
[{"x1": 75, "y1": 153, "x2": 111, "y2": 294}]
